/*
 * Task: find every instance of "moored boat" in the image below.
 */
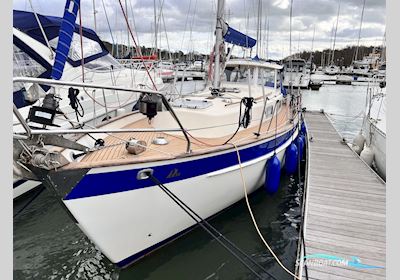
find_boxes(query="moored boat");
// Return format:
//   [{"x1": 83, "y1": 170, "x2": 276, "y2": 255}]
[
  {"x1": 352, "y1": 82, "x2": 386, "y2": 179},
  {"x1": 282, "y1": 58, "x2": 310, "y2": 89},
  {"x1": 13, "y1": 0, "x2": 303, "y2": 267}
]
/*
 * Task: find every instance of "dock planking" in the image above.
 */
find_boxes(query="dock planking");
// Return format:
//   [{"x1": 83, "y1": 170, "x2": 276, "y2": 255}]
[{"x1": 299, "y1": 111, "x2": 386, "y2": 280}]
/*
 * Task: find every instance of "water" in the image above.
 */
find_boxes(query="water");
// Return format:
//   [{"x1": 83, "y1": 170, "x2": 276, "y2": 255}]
[
  {"x1": 302, "y1": 84, "x2": 368, "y2": 140},
  {"x1": 14, "y1": 83, "x2": 367, "y2": 280}
]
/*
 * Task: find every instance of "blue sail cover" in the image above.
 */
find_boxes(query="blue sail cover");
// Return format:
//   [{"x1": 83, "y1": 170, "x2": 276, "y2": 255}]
[
  {"x1": 13, "y1": 10, "x2": 103, "y2": 49},
  {"x1": 13, "y1": 10, "x2": 109, "y2": 68},
  {"x1": 223, "y1": 26, "x2": 256, "y2": 48},
  {"x1": 51, "y1": 0, "x2": 80, "y2": 79}
]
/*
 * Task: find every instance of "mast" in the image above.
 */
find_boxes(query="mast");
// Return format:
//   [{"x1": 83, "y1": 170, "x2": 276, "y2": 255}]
[
  {"x1": 154, "y1": 0, "x2": 158, "y2": 58},
  {"x1": 212, "y1": 0, "x2": 225, "y2": 93},
  {"x1": 331, "y1": 0, "x2": 341, "y2": 65},
  {"x1": 381, "y1": 29, "x2": 386, "y2": 63},
  {"x1": 266, "y1": 19, "x2": 269, "y2": 59},
  {"x1": 256, "y1": 0, "x2": 261, "y2": 57},
  {"x1": 354, "y1": 0, "x2": 366, "y2": 63},
  {"x1": 310, "y1": 24, "x2": 315, "y2": 62},
  {"x1": 126, "y1": 0, "x2": 130, "y2": 57},
  {"x1": 297, "y1": 32, "x2": 300, "y2": 58},
  {"x1": 92, "y1": 0, "x2": 97, "y2": 32}
]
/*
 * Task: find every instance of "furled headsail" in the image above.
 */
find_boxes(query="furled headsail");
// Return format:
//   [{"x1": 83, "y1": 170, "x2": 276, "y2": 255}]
[
  {"x1": 51, "y1": 0, "x2": 80, "y2": 80},
  {"x1": 222, "y1": 23, "x2": 256, "y2": 48}
]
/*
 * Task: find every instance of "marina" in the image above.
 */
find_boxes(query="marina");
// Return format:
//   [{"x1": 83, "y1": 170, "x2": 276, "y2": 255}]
[{"x1": 11, "y1": 0, "x2": 387, "y2": 279}]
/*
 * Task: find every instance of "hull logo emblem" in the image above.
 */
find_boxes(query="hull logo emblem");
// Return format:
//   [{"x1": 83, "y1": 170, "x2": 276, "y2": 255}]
[{"x1": 167, "y1": 169, "x2": 180, "y2": 178}]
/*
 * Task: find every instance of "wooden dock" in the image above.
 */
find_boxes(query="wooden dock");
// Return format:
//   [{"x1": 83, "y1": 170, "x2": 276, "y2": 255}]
[{"x1": 299, "y1": 111, "x2": 386, "y2": 280}]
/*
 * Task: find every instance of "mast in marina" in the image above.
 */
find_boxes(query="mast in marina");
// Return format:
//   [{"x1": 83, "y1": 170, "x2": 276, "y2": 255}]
[
  {"x1": 153, "y1": 0, "x2": 158, "y2": 58},
  {"x1": 354, "y1": 0, "x2": 366, "y2": 63},
  {"x1": 330, "y1": 0, "x2": 341, "y2": 65},
  {"x1": 212, "y1": 0, "x2": 224, "y2": 93},
  {"x1": 92, "y1": 0, "x2": 97, "y2": 32}
]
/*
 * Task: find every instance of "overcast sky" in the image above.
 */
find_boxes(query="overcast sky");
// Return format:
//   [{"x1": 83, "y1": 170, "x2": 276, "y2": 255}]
[{"x1": 13, "y1": 0, "x2": 386, "y2": 59}]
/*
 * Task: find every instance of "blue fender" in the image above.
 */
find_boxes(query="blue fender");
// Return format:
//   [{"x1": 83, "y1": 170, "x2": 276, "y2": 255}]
[
  {"x1": 301, "y1": 122, "x2": 307, "y2": 135},
  {"x1": 285, "y1": 143, "x2": 298, "y2": 175},
  {"x1": 265, "y1": 155, "x2": 281, "y2": 194},
  {"x1": 297, "y1": 135, "x2": 305, "y2": 160}
]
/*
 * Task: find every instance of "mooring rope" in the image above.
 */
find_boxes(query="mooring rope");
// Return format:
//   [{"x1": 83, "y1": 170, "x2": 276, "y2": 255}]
[
  {"x1": 148, "y1": 174, "x2": 279, "y2": 279},
  {"x1": 232, "y1": 143, "x2": 301, "y2": 280}
]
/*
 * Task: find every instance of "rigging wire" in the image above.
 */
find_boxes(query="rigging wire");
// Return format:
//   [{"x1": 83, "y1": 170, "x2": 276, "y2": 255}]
[
  {"x1": 331, "y1": 0, "x2": 341, "y2": 65},
  {"x1": 117, "y1": 0, "x2": 158, "y2": 90},
  {"x1": 28, "y1": 0, "x2": 54, "y2": 58},
  {"x1": 101, "y1": 0, "x2": 116, "y2": 48},
  {"x1": 128, "y1": 0, "x2": 142, "y2": 56},
  {"x1": 161, "y1": 7, "x2": 172, "y2": 61},
  {"x1": 187, "y1": 0, "x2": 198, "y2": 59},
  {"x1": 180, "y1": 0, "x2": 193, "y2": 53}
]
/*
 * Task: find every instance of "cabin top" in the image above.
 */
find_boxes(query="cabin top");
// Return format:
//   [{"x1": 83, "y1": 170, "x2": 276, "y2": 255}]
[{"x1": 226, "y1": 59, "x2": 283, "y2": 70}]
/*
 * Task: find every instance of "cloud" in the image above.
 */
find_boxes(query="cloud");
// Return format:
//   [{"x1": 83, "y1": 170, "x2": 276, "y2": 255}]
[{"x1": 13, "y1": 0, "x2": 386, "y2": 59}]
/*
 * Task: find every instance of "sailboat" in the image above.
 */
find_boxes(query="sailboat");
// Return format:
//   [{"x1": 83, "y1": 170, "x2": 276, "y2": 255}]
[
  {"x1": 353, "y1": 82, "x2": 386, "y2": 180},
  {"x1": 13, "y1": 9, "x2": 166, "y2": 198},
  {"x1": 324, "y1": 0, "x2": 341, "y2": 76},
  {"x1": 13, "y1": 0, "x2": 303, "y2": 267}
]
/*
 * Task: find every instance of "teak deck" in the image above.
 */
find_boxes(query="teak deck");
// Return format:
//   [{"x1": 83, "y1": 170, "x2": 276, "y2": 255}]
[
  {"x1": 301, "y1": 111, "x2": 386, "y2": 280},
  {"x1": 72, "y1": 103, "x2": 293, "y2": 169}
]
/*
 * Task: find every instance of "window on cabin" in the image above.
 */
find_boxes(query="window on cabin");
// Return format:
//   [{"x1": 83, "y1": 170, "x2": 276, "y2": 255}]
[
  {"x1": 13, "y1": 44, "x2": 47, "y2": 92},
  {"x1": 265, "y1": 105, "x2": 273, "y2": 118},
  {"x1": 49, "y1": 33, "x2": 121, "y2": 70},
  {"x1": 49, "y1": 33, "x2": 102, "y2": 61},
  {"x1": 84, "y1": 54, "x2": 122, "y2": 70},
  {"x1": 224, "y1": 66, "x2": 247, "y2": 82},
  {"x1": 258, "y1": 69, "x2": 275, "y2": 86}
]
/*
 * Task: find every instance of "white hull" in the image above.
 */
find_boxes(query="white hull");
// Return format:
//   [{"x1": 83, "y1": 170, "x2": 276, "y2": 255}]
[
  {"x1": 282, "y1": 75, "x2": 310, "y2": 89},
  {"x1": 363, "y1": 90, "x2": 386, "y2": 179},
  {"x1": 364, "y1": 119, "x2": 386, "y2": 179},
  {"x1": 62, "y1": 128, "x2": 297, "y2": 266}
]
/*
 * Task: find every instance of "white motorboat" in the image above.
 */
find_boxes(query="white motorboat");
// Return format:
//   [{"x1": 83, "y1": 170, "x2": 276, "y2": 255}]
[
  {"x1": 282, "y1": 58, "x2": 310, "y2": 89},
  {"x1": 13, "y1": 0, "x2": 304, "y2": 268}
]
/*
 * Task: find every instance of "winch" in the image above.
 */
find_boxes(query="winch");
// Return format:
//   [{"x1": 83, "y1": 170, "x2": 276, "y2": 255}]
[{"x1": 138, "y1": 93, "x2": 162, "y2": 120}]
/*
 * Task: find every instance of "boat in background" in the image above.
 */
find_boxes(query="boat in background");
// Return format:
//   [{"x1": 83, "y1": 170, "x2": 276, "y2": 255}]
[
  {"x1": 282, "y1": 58, "x2": 310, "y2": 89},
  {"x1": 324, "y1": 64, "x2": 340, "y2": 75},
  {"x1": 352, "y1": 81, "x2": 386, "y2": 180}
]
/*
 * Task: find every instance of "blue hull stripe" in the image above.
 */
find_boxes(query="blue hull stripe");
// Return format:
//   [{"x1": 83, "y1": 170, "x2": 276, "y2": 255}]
[{"x1": 65, "y1": 128, "x2": 296, "y2": 200}]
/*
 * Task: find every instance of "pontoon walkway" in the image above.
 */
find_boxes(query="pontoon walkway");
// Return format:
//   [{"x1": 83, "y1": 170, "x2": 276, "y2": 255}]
[{"x1": 300, "y1": 111, "x2": 385, "y2": 280}]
